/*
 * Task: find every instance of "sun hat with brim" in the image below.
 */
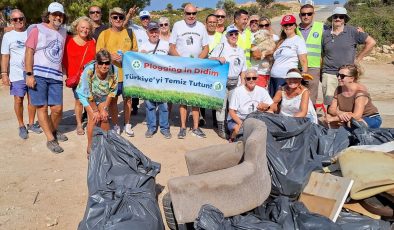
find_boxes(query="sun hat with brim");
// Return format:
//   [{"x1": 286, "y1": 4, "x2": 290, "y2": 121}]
[
  {"x1": 285, "y1": 71, "x2": 303, "y2": 79},
  {"x1": 109, "y1": 7, "x2": 125, "y2": 16},
  {"x1": 48, "y1": 2, "x2": 65, "y2": 14},
  {"x1": 226, "y1": 25, "x2": 239, "y2": 34},
  {"x1": 327, "y1": 7, "x2": 350, "y2": 23}
]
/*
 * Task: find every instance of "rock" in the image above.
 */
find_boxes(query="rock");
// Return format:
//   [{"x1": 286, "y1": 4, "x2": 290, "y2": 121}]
[
  {"x1": 54, "y1": 179, "x2": 64, "y2": 183},
  {"x1": 376, "y1": 46, "x2": 382, "y2": 53},
  {"x1": 363, "y1": 56, "x2": 376, "y2": 61},
  {"x1": 391, "y1": 44, "x2": 394, "y2": 49},
  {"x1": 46, "y1": 218, "x2": 58, "y2": 227},
  {"x1": 382, "y1": 45, "x2": 391, "y2": 54}
]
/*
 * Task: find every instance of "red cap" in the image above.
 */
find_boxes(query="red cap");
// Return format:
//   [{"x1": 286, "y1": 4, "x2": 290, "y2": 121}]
[{"x1": 280, "y1": 15, "x2": 296, "y2": 25}]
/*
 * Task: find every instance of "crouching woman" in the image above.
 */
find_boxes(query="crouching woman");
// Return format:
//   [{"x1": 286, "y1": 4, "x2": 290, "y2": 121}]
[
  {"x1": 326, "y1": 64, "x2": 381, "y2": 128},
  {"x1": 76, "y1": 49, "x2": 118, "y2": 155}
]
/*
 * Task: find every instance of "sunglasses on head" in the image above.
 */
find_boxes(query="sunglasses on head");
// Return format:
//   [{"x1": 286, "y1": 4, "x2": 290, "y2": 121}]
[
  {"x1": 159, "y1": 23, "x2": 169, "y2": 27},
  {"x1": 89, "y1": 11, "x2": 101, "y2": 15},
  {"x1": 250, "y1": 20, "x2": 258, "y2": 24},
  {"x1": 336, "y1": 73, "x2": 351, "y2": 79},
  {"x1": 98, "y1": 61, "x2": 111, "y2": 66},
  {"x1": 228, "y1": 32, "x2": 239, "y2": 37},
  {"x1": 300, "y1": 12, "x2": 313, "y2": 16},
  {"x1": 11, "y1": 17, "x2": 24, "y2": 22},
  {"x1": 259, "y1": 23, "x2": 270, "y2": 28},
  {"x1": 246, "y1": 77, "x2": 257, "y2": 81},
  {"x1": 283, "y1": 23, "x2": 294, "y2": 27},
  {"x1": 215, "y1": 15, "x2": 226, "y2": 18},
  {"x1": 333, "y1": 14, "x2": 345, "y2": 19},
  {"x1": 111, "y1": 15, "x2": 125, "y2": 21},
  {"x1": 185, "y1": 11, "x2": 197, "y2": 16}
]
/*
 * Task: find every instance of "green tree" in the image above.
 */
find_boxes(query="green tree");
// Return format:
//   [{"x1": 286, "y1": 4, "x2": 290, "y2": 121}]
[
  {"x1": 223, "y1": 0, "x2": 237, "y2": 18},
  {"x1": 216, "y1": 0, "x2": 224, "y2": 9},
  {"x1": 256, "y1": 0, "x2": 274, "y2": 8},
  {"x1": 166, "y1": 3, "x2": 173, "y2": 11}
]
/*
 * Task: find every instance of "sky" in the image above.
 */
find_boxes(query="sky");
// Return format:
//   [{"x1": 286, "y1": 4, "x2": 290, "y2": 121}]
[{"x1": 144, "y1": 0, "x2": 347, "y2": 11}]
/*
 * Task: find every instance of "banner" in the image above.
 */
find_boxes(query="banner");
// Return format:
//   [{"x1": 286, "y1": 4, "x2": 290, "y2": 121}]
[{"x1": 122, "y1": 51, "x2": 229, "y2": 109}]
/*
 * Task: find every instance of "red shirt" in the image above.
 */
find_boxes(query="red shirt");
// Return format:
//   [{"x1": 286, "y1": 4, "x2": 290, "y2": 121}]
[{"x1": 63, "y1": 35, "x2": 96, "y2": 77}]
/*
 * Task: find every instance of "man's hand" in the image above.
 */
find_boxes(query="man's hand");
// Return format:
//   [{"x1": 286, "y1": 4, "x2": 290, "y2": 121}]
[
  {"x1": 257, "y1": 102, "x2": 270, "y2": 111},
  {"x1": 127, "y1": 5, "x2": 139, "y2": 18},
  {"x1": 111, "y1": 53, "x2": 122, "y2": 64},
  {"x1": 26, "y1": 75, "x2": 36, "y2": 88},
  {"x1": 217, "y1": 57, "x2": 226, "y2": 64},
  {"x1": 100, "y1": 109, "x2": 109, "y2": 122},
  {"x1": 338, "y1": 111, "x2": 352, "y2": 122},
  {"x1": 1, "y1": 74, "x2": 10, "y2": 86}
]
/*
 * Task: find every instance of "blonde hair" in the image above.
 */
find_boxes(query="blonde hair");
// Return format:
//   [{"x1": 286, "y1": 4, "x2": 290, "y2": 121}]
[
  {"x1": 159, "y1": 16, "x2": 170, "y2": 25},
  {"x1": 70, "y1": 16, "x2": 94, "y2": 38},
  {"x1": 338, "y1": 64, "x2": 363, "y2": 82}
]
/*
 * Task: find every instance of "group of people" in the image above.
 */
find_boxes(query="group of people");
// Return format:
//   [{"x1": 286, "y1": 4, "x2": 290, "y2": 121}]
[{"x1": 0, "y1": 2, "x2": 382, "y2": 154}]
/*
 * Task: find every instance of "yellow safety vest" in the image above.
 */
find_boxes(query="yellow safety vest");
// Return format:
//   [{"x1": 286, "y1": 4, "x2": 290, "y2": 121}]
[
  {"x1": 209, "y1": 32, "x2": 223, "y2": 52},
  {"x1": 237, "y1": 28, "x2": 252, "y2": 67},
  {"x1": 296, "y1": 22, "x2": 323, "y2": 68}
]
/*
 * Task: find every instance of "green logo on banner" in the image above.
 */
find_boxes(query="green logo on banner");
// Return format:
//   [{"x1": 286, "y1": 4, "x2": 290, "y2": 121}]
[
  {"x1": 132, "y1": 60, "x2": 142, "y2": 69},
  {"x1": 213, "y1": 82, "x2": 223, "y2": 91}
]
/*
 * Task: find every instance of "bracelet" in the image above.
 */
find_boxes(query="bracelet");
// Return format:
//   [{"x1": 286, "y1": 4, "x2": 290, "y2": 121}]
[{"x1": 1, "y1": 72, "x2": 7, "y2": 75}]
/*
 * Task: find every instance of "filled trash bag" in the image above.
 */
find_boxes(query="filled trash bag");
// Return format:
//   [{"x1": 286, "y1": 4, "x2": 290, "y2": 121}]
[
  {"x1": 78, "y1": 128, "x2": 164, "y2": 230},
  {"x1": 194, "y1": 204, "x2": 282, "y2": 230},
  {"x1": 336, "y1": 211, "x2": 391, "y2": 230},
  {"x1": 350, "y1": 126, "x2": 394, "y2": 146},
  {"x1": 246, "y1": 113, "x2": 350, "y2": 197}
]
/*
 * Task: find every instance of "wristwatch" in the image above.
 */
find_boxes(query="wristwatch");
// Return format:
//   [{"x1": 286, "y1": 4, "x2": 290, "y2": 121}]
[{"x1": 26, "y1": 72, "x2": 33, "y2": 76}]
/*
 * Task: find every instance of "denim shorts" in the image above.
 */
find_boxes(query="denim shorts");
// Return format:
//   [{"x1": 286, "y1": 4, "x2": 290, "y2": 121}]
[
  {"x1": 72, "y1": 87, "x2": 79, "y2": 100},
  {"x1": 10, "y1": 80, "x2": 28, "y2": 97},
  {"x1": 29, "y1": 76, "x2": 63, "y2": 106},
  {"x1": 116, "y1": 82, "x2": 123, "y2": 97},
  {"x1": 363, "y1": 114, "x2": 382, "y2": 128}
]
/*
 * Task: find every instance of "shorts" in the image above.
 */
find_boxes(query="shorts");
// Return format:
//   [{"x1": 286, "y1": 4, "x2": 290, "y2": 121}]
[
  {"x1": 322, "y1": 73, "x2": 338, "y2": 105},
  {"x1": 256, "y1": 74, "x2": 270, "y2": 88},
  {"x1": 116, "y1": 82, "x2": 123, "y2": 97},
  {"x1": 227, "y1": 118, "x2": 243, "y2": 132},
  {"x1": 10, "y1": 80, "x2": 28, "y2": 97},
  {"x1": 72, "y1": 87, "x2": 79, "y2": 100},
  {"x1": 363, "y1": 114, "x2": 382, "y2": 128},
  {"x1": 29, "y1": 76, "x2": 63, "y2": 106}
]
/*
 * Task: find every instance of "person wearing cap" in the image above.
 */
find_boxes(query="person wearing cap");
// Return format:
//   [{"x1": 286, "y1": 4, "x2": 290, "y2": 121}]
[
  {"x1": 296, "y1": 4, "x2": 324, "y2": 105},
  {"x1": 269, "y1": 14, "x2": 308, "y2": 97},
  {"x1": 269, "y1": 68, "x2": 317, "y2": 123},
  {"x1": 321, "y1": 6, "x2": 376, "y2": 107},
  {"x1": 1, "y1": 9, "x2": 42, "y2": 140},
  {"x1": 24, "y1": 2, "x2": 68, "y2": 153},
  {"x1": 96, "y1": 7, "x2": 138, "y2": 137},
  {"x1": 227, "y1": 68, "x2": 273, "y2": 141},
  {"x1": 214, "y1": 9, "x2": 227, "y2": 33},
  {"x1": 169, "y1": 3, "x2": 209, "y2": 139},
  {"x1": 139, "y1": 21, "x2": 172, "y2": 139},
  {"x1": 209, "y1": 24, "x2": 247, "y2": 139},
  {"x1": 230, "y1": 9, "x2": 253, "y2": 67},
  {"x1": 88, "y1": 5, "x2": 108, "y2": 41},
  {"x1": 249, "y1": 15, "x2": 260, "y2": 35}
]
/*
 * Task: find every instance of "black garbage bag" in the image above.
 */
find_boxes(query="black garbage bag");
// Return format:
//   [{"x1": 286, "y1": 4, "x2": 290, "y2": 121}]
[
  {"x1": 336, "y1": 211, "x2": 391, "y2": 230},
  {"x1": 194, "y1": 204, "x2": 282, "y2": 230},
  {"x1": 78, "y1": 128, "x2": 164, "y2": 230},
  {"x1": 350, "y1": 126, "x2": 394, "y2": 146},
  {"x1": 247, "y1": 113, "x2": 350, "y2": 197},
  {"x1": 258, "y1": 196, "x2": 341, "y2": 230}
]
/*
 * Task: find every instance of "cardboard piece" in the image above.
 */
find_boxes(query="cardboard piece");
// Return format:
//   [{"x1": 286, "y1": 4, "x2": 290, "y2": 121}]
[{"x1": 343, "y1": 201, "x2": 381, "y2": 220}]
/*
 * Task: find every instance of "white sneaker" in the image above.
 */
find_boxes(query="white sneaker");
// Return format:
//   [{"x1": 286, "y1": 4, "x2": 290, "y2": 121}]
[
  {"x1": 125, "y1": 124, "x2": 135, "y2": 137},
  {"x1": 113, "y1": 125, "x2": 121, "y2": 135}
]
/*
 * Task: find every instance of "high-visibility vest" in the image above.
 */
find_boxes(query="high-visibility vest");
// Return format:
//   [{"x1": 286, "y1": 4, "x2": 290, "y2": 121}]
[
  {"x1": 209, "y1": 32, "x2": 223, "y2": 52},
  {"x1": 237, "y1": 28, "x2": 252, "y2": 67},
  {"x1": 296, "y1": 21, "x2": 323, "y2": 68}
]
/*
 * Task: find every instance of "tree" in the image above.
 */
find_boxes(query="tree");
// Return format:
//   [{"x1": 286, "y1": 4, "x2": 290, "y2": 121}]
[
  {"x1": 166, "y1": 3, "x2": 173, "y2": 11},
  {"x1": 256, "y1": 0, "x2": 274, "y2": 9},
  {"x1": 223, "y1": 0, "x2": 237, "y2": 18},
  {"x1": 216, "y1": 0, "x2": 224, "y2": 9}
]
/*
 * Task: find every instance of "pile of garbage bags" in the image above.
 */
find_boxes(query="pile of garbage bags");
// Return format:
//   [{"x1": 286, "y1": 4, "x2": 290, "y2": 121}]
[{"x1": 78, "y1": 128, "x2": 164, "y2": 230}]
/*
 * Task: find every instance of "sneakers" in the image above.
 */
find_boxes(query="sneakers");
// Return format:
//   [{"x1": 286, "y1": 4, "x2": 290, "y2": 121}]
[
  {"x1": 145, "y1": 130, "x2": 154, "y2": 138},
  {"x1": 18, "y1": 126, "x2": 28, "y2": 139},
  {"x1": 216, "y1": 122, "x2": 227, "y2": 139},
  {"x1": 161, "y1": 130, "x2": 172, "y2": 139},
  {"x1": 47, "y1": 140, "x2": 64, "y2": 154},
  {"x1": 192, "y1": 127, "x2": 206, "y2": 138},
  {"x1": 27, "y1": 123, "x2": 43, "y2": 134},
  {"x1": 113, "y1": 125, "x2": 121, "y2": 135},
  {"x1": 54, "y1": 130, "x2": 68, "y2": 142},
  {"x1": 124, "y1": 124, "x2": 134, "y2": 137},
  {"x1": 177, "y1": 128, "x2": 187, "y2": 139}
]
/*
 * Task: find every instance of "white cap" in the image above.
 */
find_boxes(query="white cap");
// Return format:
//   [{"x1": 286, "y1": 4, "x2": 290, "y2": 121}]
[
  {"x1": 139, "y1": 10, "x2": 150, "y2": 18},
  {"x1": 285, "y1": 71, "x2": 303, "y2": 79},
  {"x1": 48, "y1": 2, "x2": 65, "y2": 14},
  {"x1": 226, "y1": 24, "x2": 239, "y2": 34}
]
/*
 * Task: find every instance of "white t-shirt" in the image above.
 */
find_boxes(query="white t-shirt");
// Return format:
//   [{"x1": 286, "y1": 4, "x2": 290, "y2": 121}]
[
  {"x1": 228, "y1": 85, "x2": 273, "y2": 120},
  {"x1": 209, "y1": 41, "x2": 246, "y2": 86},
  {"x1": 270, "y1": 35, "x2": 307, "y2": 79},
  {"x1": 139, "y1": 39, "x2": 169, "y2": 55},
  {"x1": 1, "y1": 30, "x2": 27, "y2": 82},
  {"x1": 129, "y1": 23, "x2": 149, "y2": 49},
  {"x1": 169, "y1": 20, "x2": 209, "y2": 58},
  {"x1": 251, "y1": 33, "x2": 279, "y2": 75}
]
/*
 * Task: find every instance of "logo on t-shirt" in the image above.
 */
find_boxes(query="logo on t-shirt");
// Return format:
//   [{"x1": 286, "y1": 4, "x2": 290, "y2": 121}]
[
  {"x1": 313, "y1": 32, "x2": 319, "y2": 38},
  {"x1": 132, "y1": 59, "x2": 142, "y2": 69},
  {"x1": 234, "y1": 58, "x2": 240, "y2": 66},
  {"x1": 44, "y1": 39, "x2": 63, "y2": 64},
  {"x1": 186, "y1": 36, "x2": 194, "y2": 45},
  {"x1": 16, "y1": 40, "x2": 25, "y2": 48}
]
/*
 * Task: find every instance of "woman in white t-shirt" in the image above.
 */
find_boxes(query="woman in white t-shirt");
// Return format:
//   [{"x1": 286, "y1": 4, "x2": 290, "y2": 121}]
[
  {"x1": 269, "y1": 15, "x2": 308, "y2": 97},
  {"x1": 159, "y1": 17, "x2": 171, "y2": 41}
]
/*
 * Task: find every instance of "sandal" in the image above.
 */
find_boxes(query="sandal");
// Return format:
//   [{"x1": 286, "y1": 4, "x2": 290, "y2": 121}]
[{"x1": 76, "y1": 126, "x2": 85, "y2": 135}]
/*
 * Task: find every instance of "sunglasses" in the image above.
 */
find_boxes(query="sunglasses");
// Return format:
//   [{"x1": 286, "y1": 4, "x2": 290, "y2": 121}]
[
  {"x1": 140, "y1": 16, "x2": 150, "y2": 20},
  {"x1": 259, "y1": 23, "x2": 270, "y2": 28},
  {"x1": 300, "y1": 12, "x2": 313, "y2": 17},
  {"x1": 215, "y1": 15, "x2": 226, "y2": 18},
  {"x1": 111, "y1": 15, "x2": 125, "y2": 21},
  {"x1": 185, "y1": 11, "x2": 197, "y2": 16},
  {"x1": 246, "y1": 77, "x2": 258, "y2": 81},
  {"x1": 333, "y1": 14, "x2": 346, "y2": 20},
  {"x1": 98, "y1": 61, "x2": 111, "y2": 66},
  {"x1": 250, "y1": 20, "x2": 258, "y2": 24},
  {"x1": 89, "y1": 11, "x2": 101, "y2": 15},
  {"x1": 11, "y1": 17, "x2": 24, "y2": 22},
  {"x1": 282, "y1": 23, "x2": 295, "y2": 27},
  {"x1": 228, "y1": 32, "x2": 239, "y2": 37},
  {"x1": 159, "y1": 23, "x2": 169, "y2": 27},
  {"x1": 336, "y1": 73, "x2": 351, "y2": 79},
  {"x1": 51, "y1": 12, "x2": 64, "y2": 17}
]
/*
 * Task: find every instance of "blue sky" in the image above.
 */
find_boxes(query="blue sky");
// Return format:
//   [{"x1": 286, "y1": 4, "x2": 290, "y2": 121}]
[{"x1": 145, "y1": 0, "x2": 346, "y2": 11}]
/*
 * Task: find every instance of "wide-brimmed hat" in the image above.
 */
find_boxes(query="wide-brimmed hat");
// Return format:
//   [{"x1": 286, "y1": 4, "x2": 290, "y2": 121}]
[
  {"x1": 109, "y1": 7, "x2": 125, "y2": 16},
  {"x1": 327, "y1": 7, "x2": 350, "y2": 23}
]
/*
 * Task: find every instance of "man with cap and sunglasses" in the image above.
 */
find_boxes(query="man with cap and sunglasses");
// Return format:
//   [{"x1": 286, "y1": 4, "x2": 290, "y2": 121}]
[
  {"x1": 321, "y1": 6, "x2": 376, "y2": 107},
  {"x1": 24, "y1": 2, "x2": 68, "y2": 153}
]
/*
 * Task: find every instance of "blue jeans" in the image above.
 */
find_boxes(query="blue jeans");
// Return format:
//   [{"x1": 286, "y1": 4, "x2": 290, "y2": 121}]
[
  {"x1": 268, "y1": 78, "x2": 286, "y2": 98},
  {"x1": 145, "y1": 100, "x2": 170, "y2": 133},
  {"x1": 363, "y1": 114, "x2": 382, "y2": 128}
]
